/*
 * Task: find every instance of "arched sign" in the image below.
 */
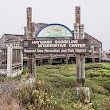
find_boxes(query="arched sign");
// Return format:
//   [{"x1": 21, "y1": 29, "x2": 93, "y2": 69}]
[
  {"x1": 36, "y1": 23, "x2": 74, "y2": 38},
  {"x1": 23, "y1": 24, "x2": 89, "y2": 54}
]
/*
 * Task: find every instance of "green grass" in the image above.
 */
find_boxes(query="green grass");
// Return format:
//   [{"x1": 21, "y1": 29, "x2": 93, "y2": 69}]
[{"x1": 21, "y1": 62, "x2": 110, "y2": 110}]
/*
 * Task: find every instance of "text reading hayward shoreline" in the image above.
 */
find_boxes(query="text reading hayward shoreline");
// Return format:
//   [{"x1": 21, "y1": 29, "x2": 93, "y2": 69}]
[{"x1": 23, "y1": 39, "x2": 89, "y2": 54}]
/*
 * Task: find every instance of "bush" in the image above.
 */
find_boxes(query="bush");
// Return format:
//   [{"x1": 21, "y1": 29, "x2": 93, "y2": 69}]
[{"x1": 16, "y1": 80, "x2": 62, "y2": 110}]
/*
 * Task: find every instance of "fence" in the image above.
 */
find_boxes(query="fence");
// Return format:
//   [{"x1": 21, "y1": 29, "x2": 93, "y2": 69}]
[{"x1": 0, "y1": 45, "x2": 23, "y2": 77}]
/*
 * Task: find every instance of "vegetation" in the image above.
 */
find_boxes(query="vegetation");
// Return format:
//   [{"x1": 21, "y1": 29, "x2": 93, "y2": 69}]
[
  {"x1": 0, "y1": 62, "x2": 110, "y2": 109},
  {"x1": 16, "y1": 62, "x2": 110, "y2": 110}
]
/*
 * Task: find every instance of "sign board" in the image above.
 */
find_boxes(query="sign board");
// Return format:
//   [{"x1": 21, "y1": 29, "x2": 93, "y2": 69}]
[
  {"x1": 36, "y1": 24, "x2": 74, "y2": 38},
  {"x1": 23, "y1": 39, "x2": 89, "y2": 54}
]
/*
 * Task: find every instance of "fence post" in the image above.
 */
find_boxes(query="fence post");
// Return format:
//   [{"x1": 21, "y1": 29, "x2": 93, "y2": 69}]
[{"x1": 7, "y1": 46, "x2": 12, "y2": 77}]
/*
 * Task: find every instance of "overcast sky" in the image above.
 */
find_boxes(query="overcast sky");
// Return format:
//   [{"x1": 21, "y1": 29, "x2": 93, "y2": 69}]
[{"x1": 0, "y1": 0, "x2": 110, "y2": 50}]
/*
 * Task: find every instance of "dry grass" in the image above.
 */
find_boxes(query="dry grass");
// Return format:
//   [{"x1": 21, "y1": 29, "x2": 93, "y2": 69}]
[
  {"x1": 0, "y1": 80, "x2": 25, "y2": 110},
  {"x1": 0, "y1": 96, "x2": 25, "y2": 110}
]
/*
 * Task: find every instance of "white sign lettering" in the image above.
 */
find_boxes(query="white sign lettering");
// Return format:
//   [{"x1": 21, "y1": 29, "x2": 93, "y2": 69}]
[
  {"x1": 23, "y1": 39, "x2": 89, "y2": 54},
  {"x1": 38, "y1": 44, "x2": 66, "y2": 48},
  {"x1": 69, "y1": 44, "x2": 85, "y2": 47},
  {"x1": 24, "y1": 49, "x2": 36, "y2": 53}
]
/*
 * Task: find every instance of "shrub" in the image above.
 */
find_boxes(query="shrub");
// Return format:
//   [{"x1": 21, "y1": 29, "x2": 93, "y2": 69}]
[{"x1": 15, "y1": 80, "x2": 62, "y2": 110}]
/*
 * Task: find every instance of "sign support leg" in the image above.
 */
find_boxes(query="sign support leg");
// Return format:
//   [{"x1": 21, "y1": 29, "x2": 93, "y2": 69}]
[
  {"x1": 76, "y1": 54, "x2": 82, "y2": 87},
  {"x1": 32, "y1": 54, "x2": 36, "y2": 77},
  {"x1": 81, "y1": 55, "x2": 85, "y2": 87},
  {"x1": 27, "y1": 53, "x2": 36, "y2": 77}
]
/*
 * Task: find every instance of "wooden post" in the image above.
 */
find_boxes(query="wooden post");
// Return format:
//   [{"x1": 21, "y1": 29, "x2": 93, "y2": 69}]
[
  {"x1": 76, "y1": 54, "x2": 82, "y2": 87},
  {"x1": 32, "y1": 54, "x2": 36, "y2": 77},
  {"x1": 74, "y1": 6, "x2": 82, "y2": 87},
  {"x1": 80, "y1": 24, "x2": 85, "y2": 87},
  {"x1": 99, "y1": 48, "x2": 102, "y2": 62},
  {"x1": 75, "y1": 6, "x2": 86, "y2": 87},
  {"x1": 7, "y1": 46, "x2": 12, "y2": 77},
  {"x1": 64, "y1": 54, "x2": 69, "y2": 64},
  {"x1": 27, "y1": 7, "x2": 32, "y2": 39},
  {"x1": 81, "y1": 55, "x2": 85, "y2": 87},
  {"x1": 48, "y1": 54, "x2": 53, "y2": 64},
  {"x1": 92, "y1": 47, "x2": 95, "y2": 62},
  {"x1": 74, "y1": 22, "x2": 82, "y2": 86},
  {"x1": 75, "y1": 6, "x2": 80, "y2": 24},
  {"x1": 31, "y1": 22, "x2": 36, "y2": 77},
  {"x1": 75, "y1": 6, "x2": 90, "y2": 103},
  {"x1": 26, "y1": 7, "x2": 36, "y2": 77}
]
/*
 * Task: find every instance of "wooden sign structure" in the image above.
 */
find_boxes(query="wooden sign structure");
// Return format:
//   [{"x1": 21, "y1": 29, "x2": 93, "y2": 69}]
[
  {"x1": 24, "y1": 6, "x2": 90, "y2": 103},
  {"x1": 25, "y1": 6, "x2": 89, "y2": 81}
]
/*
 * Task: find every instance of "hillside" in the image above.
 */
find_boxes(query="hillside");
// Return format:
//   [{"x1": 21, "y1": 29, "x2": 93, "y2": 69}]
[{"x1": 0, "y1": 62, "x2": 110, "y2": 110}]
